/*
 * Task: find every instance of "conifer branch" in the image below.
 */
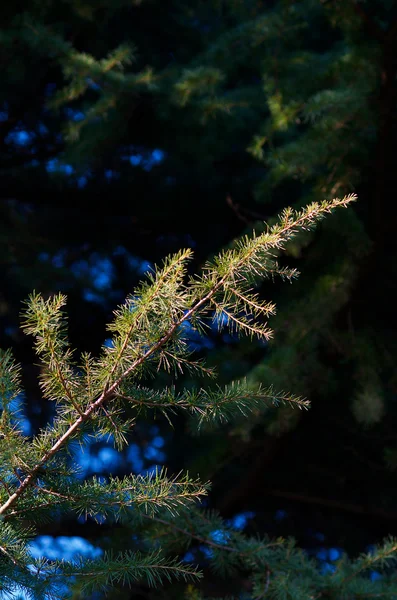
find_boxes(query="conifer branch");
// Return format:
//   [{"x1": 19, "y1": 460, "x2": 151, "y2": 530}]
[
  {"x1": 1, "y1": 192, "x2": 392, "y2": 598},
  {"x1": 339, "y1": 536, "x2": 397, "y2": 588},
  {"x1": 61, "y1": 549, "x2": 202, "y2": 589},
  {"x1": 0, "y1": 195, "x2": 356, "y2": 517},
  {"x1": 142, "y1": 513, "x2": 243, "y2": 554},
  {"x1": 47, "y1": 337, "x2": 85, "y2": 418},
  {"x1": 140, "y1": 512, "x2": 284, "y2": 559},
  {"x1": 102, "y1": 251, "x2": 191, "y2": 391},
  {"x1": 12, "y1": 469, "x2": 208, "y2": 523},
  {"x1": 117, "y1": 382, "x2": 309, "y2": 423}
]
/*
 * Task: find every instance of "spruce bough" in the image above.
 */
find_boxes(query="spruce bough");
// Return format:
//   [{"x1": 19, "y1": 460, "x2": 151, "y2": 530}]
[{"x1": 2, "y1": 194, "x2": 397, "y2": 599}]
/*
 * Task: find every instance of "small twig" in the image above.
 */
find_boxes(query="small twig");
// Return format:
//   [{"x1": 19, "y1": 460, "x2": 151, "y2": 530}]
[{"x1": 100, "y1": 405, "x2": 119, "y2": 433}]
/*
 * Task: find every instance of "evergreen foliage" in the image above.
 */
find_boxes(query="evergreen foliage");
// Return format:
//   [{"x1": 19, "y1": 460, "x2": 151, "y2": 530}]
[
  {"x1": 2, "y1": 194, "x2": 397, "y2": 598},
  {"x1": 2, "y1": 0, "x2": 397, "y2": 598}
]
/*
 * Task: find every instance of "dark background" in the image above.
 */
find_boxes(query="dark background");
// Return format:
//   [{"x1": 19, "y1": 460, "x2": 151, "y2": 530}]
[{"x1": 1, "y1": 0, "x2": 397, "y2": 596}]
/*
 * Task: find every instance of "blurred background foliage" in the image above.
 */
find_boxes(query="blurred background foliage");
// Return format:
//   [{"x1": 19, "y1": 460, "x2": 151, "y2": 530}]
[{"x1": 1, "y1": 0, "x2": 397, "y2": 597}]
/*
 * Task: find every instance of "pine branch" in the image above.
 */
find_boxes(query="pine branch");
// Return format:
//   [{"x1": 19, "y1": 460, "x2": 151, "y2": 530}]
[
  {"x1": 6, "y1": 469, "x2": 209, "y2": 524},
  {"x1": 340, "y1": 537, "x2": 397, "y2": 588},
  {"x1": 116, "y1": 381, "x2": 309, "y2": 425},
  {"x1": 61, "y1": 549, "x2": 202, "y2": 590},
  {"x1": 0, "y1": 349, "x2": 22, "y2": 406},
  {"x1": 3, "y1": 550, "x2": 201, "y2": 598},
  {"x1": 21, "y1": 293, "x2": 84, "y2": 417},
  {"x1": 0, "y1": 196, "x2": 355, "y2": 519}
]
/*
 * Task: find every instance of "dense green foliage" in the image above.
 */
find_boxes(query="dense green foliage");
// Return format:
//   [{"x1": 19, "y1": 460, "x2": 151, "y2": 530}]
[{"x1": 2, "y1": 0, "x2": 397, "y2": 597}]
